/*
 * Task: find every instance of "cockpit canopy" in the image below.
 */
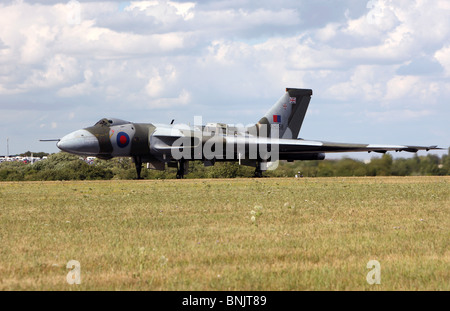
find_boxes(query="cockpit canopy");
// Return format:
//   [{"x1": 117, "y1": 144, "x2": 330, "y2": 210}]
[{"x1": 94, "y1": 118, "x2": 131, "y2": 127}]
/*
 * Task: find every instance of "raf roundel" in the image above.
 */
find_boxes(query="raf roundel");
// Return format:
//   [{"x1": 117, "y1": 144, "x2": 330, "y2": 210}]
[{"x1": 117, "y1": 132, "x2": 130, "y2": 148}]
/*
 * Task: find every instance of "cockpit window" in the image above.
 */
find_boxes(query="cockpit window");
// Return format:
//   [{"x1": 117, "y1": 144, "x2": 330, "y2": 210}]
[
  {"x1": 94, "y1": 118, "x2": 131, "y2": 127},
  {"x1": 95, "y1": 118, "x2": 109, "y2": 126}
]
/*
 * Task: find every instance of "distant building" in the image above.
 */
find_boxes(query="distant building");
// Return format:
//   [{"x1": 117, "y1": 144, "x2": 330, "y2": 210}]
[{"x1": 0, "y1": 156, "x2": 44, "y2": 164}]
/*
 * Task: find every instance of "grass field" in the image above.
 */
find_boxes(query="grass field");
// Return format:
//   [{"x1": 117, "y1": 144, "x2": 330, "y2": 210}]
[{"x1": 0, "y1": 176, "x2": 448, "y2": 290}]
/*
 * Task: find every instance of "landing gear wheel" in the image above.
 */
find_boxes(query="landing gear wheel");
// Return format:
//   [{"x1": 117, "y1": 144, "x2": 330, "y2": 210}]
[
  {"x1": 254, "y1": 168, "x2": 263, "y2": 178},
  {"x1": 176, "y1": 160, "x2": 185, "y2": 179}
]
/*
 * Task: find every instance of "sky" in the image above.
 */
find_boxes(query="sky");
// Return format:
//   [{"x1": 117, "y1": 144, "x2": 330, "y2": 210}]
[{"x1": 0, "y1": 0, "x2": 449, "y2": 159}]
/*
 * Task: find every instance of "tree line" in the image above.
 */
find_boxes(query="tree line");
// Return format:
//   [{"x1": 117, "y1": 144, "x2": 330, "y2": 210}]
[{"x1": 0, "y1": 149, "x2": 449, "y2": 181}]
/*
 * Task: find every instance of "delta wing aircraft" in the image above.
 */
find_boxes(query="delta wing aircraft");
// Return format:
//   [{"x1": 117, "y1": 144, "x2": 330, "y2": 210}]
[{"x1": 47, "y1": 88, "x2": 440, "y2": 179}]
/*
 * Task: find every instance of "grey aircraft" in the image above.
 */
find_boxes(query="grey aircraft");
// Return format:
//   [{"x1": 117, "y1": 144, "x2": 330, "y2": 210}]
[{"x1": 48, "y1": 88, "x2": 440, "y2": 179}]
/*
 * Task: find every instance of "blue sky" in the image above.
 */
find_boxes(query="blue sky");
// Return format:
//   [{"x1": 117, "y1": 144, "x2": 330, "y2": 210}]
[{"x1": 0, "y1": 0, "x2": 449, "y2": 159}]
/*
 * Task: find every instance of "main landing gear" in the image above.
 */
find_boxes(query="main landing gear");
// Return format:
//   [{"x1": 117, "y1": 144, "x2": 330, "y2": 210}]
[
  {"x1": 253, "y1": 162, "x2": 265, "y2": 178},
  {"x1": 176, "y1": 159, "x2": 187, "y2": 179},
  {"x1": 254, "y1": 168, "x2": 263, "y2": 178}
]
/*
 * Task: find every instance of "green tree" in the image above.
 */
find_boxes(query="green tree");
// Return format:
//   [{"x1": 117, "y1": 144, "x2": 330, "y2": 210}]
[{"x1": 366, "y1": 154, "x2": 393, "y2": 176}]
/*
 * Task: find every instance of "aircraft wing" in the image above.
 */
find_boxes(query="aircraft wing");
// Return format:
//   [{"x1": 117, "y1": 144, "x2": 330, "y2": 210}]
[
  {"x1": 150, "y1": 130, "x2": 440, "y2": 160},
  {"x1": 277, "y1": 139, "x2": 440, "y2": 154},
  {"x1": 224, "y1": 136, "x2": 441, "y2": 161}
]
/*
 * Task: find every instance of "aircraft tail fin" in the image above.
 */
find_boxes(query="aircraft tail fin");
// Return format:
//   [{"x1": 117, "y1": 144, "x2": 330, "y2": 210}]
[{"x1": 257, "y1": 88, "x2": 312, "y2": 138}]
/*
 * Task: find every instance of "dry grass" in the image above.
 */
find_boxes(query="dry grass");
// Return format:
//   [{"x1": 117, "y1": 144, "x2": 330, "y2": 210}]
[{"x1": 0, "y1": 176, "x2": 448, "y2": 290}]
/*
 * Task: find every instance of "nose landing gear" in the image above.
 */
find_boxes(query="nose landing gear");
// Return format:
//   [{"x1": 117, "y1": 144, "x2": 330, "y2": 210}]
[{"x1": 133, "y1": 156, "x2": 143, "y2": 179}]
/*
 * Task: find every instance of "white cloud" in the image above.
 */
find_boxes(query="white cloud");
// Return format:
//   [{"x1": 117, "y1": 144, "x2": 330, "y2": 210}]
[
  {"x1": 326, "y1": 66, "x2": 385, "y2": 102},
  {"x1": 435, "y1": 45, "x2": 450, "y2": 77},
  {"x1": 147, "y1": 88, "x2": 191, "y2": 108},
  {"x1": 366, "y1": 109, "x2": 434, "y2": 123},
  {"x1": 58, "y1": 69, "x2": 93, "y2": 97},
  {"x1": 384, "y1": 75, "x2": 441, "y2": 107},
  {"x1": 145, "y1": 65, "x2": 178, "y2": 98},
  {"x1": 23, "y1": 54, "x2": 79, "y2": 89},
  {"x1": 125, "y1": 1, "x2": 196, "y2": 21}
]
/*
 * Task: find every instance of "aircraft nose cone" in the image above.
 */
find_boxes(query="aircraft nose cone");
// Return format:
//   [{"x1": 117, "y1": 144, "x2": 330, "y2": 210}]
[{"x1": 57, "y1": 129, "x2": 100, "y2": 155}]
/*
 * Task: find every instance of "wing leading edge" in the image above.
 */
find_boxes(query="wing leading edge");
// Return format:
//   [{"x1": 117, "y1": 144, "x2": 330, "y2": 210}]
[
  {"x1": 278, "y1": 139, "x2": 440, "y2": 154},
  {"x1": 221, "y1": 136, "x2": 439, "y2": 153}
]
